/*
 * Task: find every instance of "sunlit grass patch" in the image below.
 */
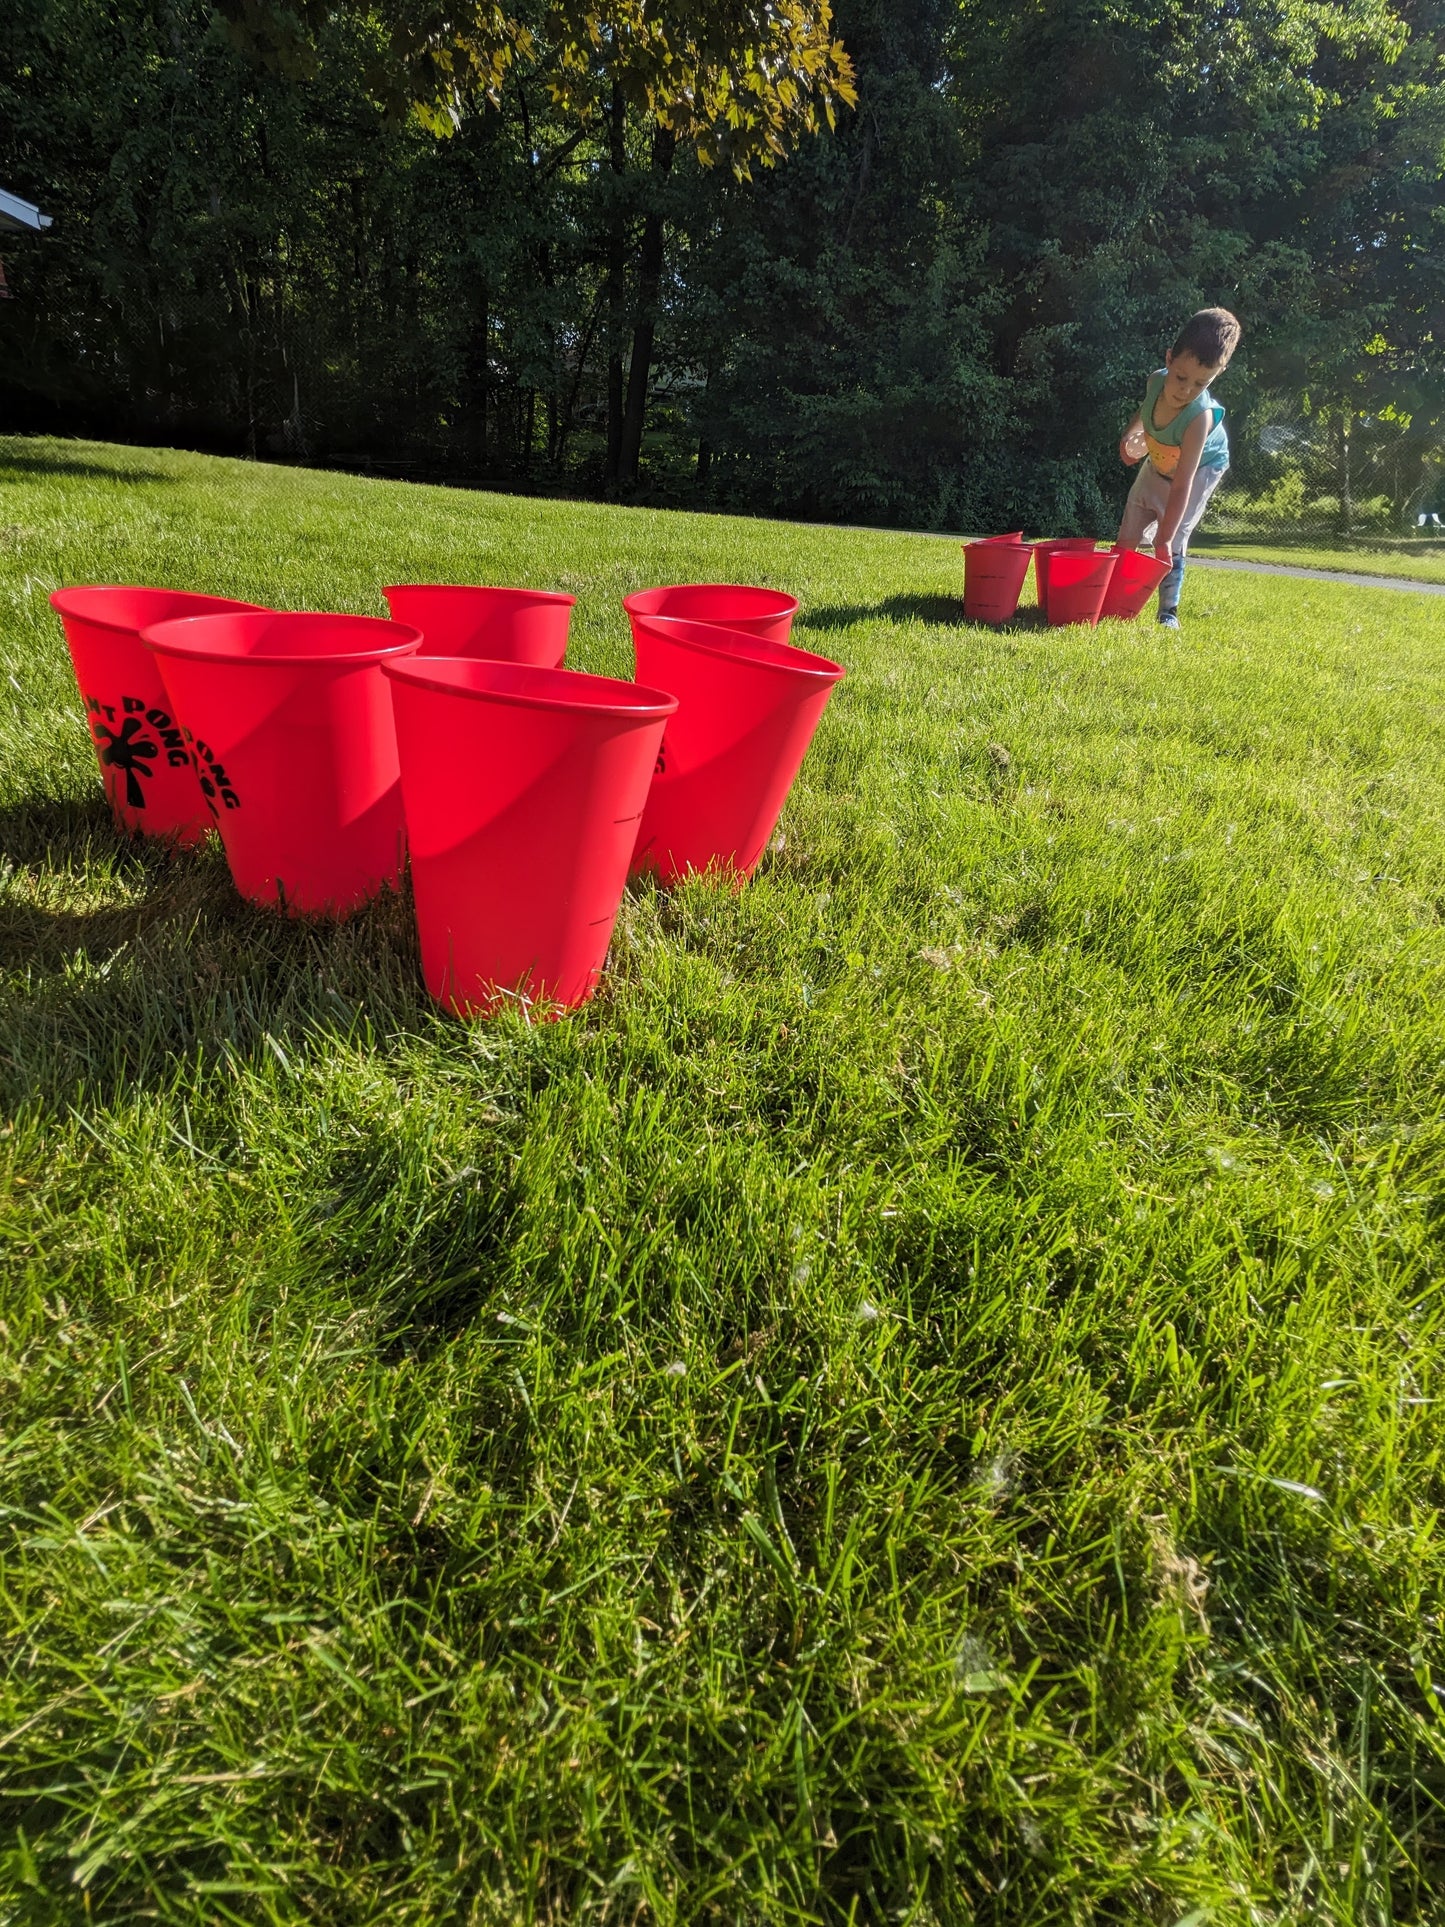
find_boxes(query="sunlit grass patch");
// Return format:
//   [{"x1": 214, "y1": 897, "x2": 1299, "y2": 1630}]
[{"x1": 2, "y1": 436, "x2": 1444, "y2": 1923}]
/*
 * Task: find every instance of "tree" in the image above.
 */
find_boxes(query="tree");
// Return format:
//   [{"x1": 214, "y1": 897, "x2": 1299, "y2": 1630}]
[
  {"x1": 8, "y1": 0, "x2": 1444, "y2": 532},
  {"x1": 220, "y1": 0, "x2": 854, "y2": 171},
  {"x1": 216, "y1": 0, "x2": 857, "y2": 488},
  {"x1": 934, "y1": 0, "x2": 1443, "y2": 528},
  {"x1": 673, "y1": 0, "x2": 1019, "y2": 526}
]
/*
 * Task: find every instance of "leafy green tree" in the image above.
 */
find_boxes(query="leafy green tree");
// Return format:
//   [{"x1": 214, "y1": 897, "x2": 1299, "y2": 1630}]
[
  {"x1": 6, "y1": 0, "x2": 1443, "y2": 534},
  {"x1": 215, "y1": 0, "x2": 857, "y2": 487},
  {"x1": 219, "y1": 0, "x2": 855, "y2": 171},
  {"x1": 937, "y1": 0, "x2": 1444, "y2": 527}
]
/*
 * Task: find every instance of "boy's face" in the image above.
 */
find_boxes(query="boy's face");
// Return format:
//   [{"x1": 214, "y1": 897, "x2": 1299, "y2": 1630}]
[{"x1": 1163, "y1": 349, "x2": 1224, "y2": 405}]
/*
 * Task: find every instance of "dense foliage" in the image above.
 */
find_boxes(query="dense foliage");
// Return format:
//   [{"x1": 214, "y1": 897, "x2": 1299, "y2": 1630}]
[{"x1": 2, "y1": 0, "x2": 1443, "y2": 529}]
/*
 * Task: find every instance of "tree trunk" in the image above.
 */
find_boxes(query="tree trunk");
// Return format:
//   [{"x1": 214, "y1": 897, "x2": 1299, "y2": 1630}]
[
  {"x1": 604, "y1": 82, "x2": 627, "y2": 494},
  {"x1": 468, "y1": 279, "x2": 490, "y2": 473},
  {"x1": 1339, "y1": 410, "x2": 1353, "y2": 536},
  {"x1": 618, "y1": 122, "x2": 676, "y2": 487},
  {"x1": 695, "y1": 363, "x2": 714, "y2": 493},
  {"x1": 558, "y1": 287, "x2": 603, "y2": 472}
]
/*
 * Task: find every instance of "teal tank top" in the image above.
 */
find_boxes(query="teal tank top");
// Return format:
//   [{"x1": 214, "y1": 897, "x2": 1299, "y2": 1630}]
[{"x1": 1142, "y1": 369, "x2": 1229, "y2": 476}]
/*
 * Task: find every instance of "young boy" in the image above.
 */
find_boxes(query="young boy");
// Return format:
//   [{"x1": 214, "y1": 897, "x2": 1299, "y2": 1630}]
[{"x1": 1118, "y1": 307, "x2": 1241, "y2": 627}]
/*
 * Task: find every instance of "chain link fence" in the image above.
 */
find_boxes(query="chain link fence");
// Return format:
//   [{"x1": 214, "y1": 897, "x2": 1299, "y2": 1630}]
[{"x1": 1206, "y1": 406, "x2": 1445, "y2": 553}]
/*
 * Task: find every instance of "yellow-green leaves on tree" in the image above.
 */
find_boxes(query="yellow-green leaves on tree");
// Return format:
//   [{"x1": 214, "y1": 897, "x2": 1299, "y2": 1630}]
[
  {"x1": 544, "y1": 0, "x2": 857, "y2": 173},
  {"x1": 217, "y1": 0, "x2": 856, "y2": 172}
]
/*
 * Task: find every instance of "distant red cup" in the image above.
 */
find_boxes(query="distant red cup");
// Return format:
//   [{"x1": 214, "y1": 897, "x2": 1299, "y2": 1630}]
[
  {"x1": 142, "y1": 610, "x2": 421, "y2": 915},
  {"x1": 1100, "y1": 548, "x2": 1170, "y2": 620},
  {"x1": 381, "y1": 584, "x2": 575, "y2": 667},
  {"x1": 1029, "y1": 539, "x2": 1100, "y2": 618},
  {"x1": 963, "y1": 540, "x2": 1033, "y2": 622},
  {"x1": 1046, "y1": 550, "x2": 1118, "y2": 628},
  {"x1": 622, "y1": 584, "x2": 798, "y2": 645},
  {"x1": 49, "y1": 586, "x2": 267, "y2": 843}
]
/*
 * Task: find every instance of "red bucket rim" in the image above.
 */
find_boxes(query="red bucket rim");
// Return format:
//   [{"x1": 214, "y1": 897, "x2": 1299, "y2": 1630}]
[
  {"x1": 142, "y1": 610, "x2": 423, "y2": 666},
  {"x1": 623, "y1": 584, "x2": 800, "y2": 619},
  {"x1": 383, "y1": 583, "x2": 578, "y2": 610},
  {"x1": 383, "y1": 654, "x2": 679, "y2": 719},
  {"x1": 1048, "y1": 550, "x2": 1118, "y2": 583},
  {"x1": 50, "y1": 585, "x2": 266, "y2": 633},
  {"x1": 631, "y1": 613, "x2": 843, "y2": 682},
  {"x1": 965, "y1": 543, "x2": 1032, "y2": 569}
]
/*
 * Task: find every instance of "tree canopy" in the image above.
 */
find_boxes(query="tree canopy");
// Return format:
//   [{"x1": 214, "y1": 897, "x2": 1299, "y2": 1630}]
[
  {"x1": 217, "y1": 0, "x2": 857, "y2": 170},
  {"x1": 3, "y1": 0, "x2": 1442, "y2": 532}
]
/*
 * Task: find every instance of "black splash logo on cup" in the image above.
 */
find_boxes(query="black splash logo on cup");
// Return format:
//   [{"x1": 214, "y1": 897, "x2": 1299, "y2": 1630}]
[
  {"x1": 654, "y1": 735, "x2": 669, "y2": 777},
  {"x1": 184, "y1": 731, "x2": 242, "y2": 815},
  {"x1": 84, "y1": 692, "x2": 189, "y2": 810}
]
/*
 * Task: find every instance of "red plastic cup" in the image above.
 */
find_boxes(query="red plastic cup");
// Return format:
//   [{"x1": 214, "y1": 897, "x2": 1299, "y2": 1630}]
[
  {"x1": 974, "y1": 531, "x2": 1024, "y2": 543},
  {"x1": 626, "y1": 613, "x2": 844, "y2": 884},
  {"x1": 1100, "y1": 547, "x2": 1171, "y2": 620},
  {"x1": 622, "y1": 585, "x2": 798, "y2": 645},
  {"x1": 380, "y1": 584, "x2": 575, "y2": 667},
  {"x1": 963, "y1": 539, "x2": 1033, "y2": 622},
  {"x1": 382, "y1": 657, "x2": 677, "y2": 1017},
  {"x1": 49, "y1": 586, "x2": 267, "y2": 843},
  {"x1": 1029, "y1": 539, "x2": 1099, "y2": 617},
  {"x1": 1046, "y1": 550, "x2": 1119, "y2": 628},
  {"x1": 142, "y1": 611, "x2": 422, "y2": 916}
]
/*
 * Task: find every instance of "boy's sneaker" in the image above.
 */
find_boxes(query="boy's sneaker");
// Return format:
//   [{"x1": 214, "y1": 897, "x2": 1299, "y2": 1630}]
[{"x1": 1157, "y1": 609, "x2": 1180, "y2": 629}]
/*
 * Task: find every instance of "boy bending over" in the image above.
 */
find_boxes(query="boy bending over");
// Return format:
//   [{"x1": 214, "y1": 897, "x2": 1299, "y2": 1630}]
[{"x1": 1118, "y1": 307, "x2": 1241, "y2": 628}]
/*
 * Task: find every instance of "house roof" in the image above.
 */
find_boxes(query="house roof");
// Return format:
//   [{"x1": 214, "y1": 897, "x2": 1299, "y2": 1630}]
[{"x1": 0, "y1": 187, "x2": 53, "y2": 235}]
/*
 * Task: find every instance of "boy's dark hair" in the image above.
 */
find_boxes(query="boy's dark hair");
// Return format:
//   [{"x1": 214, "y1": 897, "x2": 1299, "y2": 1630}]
[{"x1": 1172, "y1": 307, "x2": 1242, "y2": 368}]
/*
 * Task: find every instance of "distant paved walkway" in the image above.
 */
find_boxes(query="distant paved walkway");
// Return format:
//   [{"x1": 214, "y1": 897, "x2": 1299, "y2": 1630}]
[{"x1": 1190, "y1": 556, "x2": 1445, "y2": 596}]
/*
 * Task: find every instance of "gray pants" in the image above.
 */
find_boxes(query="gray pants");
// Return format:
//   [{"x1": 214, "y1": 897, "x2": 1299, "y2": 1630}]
[{"x1": 1117, "y1": 460, "x2": 1227, "y2": 614}]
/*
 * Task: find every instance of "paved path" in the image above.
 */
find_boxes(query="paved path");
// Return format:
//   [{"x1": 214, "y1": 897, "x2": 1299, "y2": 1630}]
[{"x1": 1190, "y1": 556, "x2": 1445, "y2": 596}]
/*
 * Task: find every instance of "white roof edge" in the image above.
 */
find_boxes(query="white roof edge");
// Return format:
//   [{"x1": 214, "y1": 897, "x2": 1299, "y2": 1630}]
[{"x1": 0, "y1": 186, "x2": 54, "y2": 233}]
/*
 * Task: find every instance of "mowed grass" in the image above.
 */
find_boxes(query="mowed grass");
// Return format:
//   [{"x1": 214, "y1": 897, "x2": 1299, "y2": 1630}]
[
  {"x1": 1192, "y1": 536, "x2": 1445, "y2": 586},
  {"x1": 2, "y1": 435, "x2": 1444, "y2": 1925}
]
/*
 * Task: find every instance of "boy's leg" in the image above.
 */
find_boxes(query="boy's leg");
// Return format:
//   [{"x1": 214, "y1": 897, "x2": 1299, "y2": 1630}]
[
  {"x1": 1158, "y1": 463, "x2": 1227, "y2": 621},
  {"x1": 1117, "y1": 464, "x2": 1167, "y2": 551}
]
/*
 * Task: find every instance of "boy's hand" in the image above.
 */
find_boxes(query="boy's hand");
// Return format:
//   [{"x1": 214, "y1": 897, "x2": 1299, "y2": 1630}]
[{"x1": 1154, "y1": 536, "x2": 1174, "y2": 566}]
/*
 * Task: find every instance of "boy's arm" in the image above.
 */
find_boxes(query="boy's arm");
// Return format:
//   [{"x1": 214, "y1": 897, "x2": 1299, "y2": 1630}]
[
  {"x1": 1119, "y1": 411, "x2": 1145, "y2": 464},
  {"x1": 1154, "y1": 413, "x2": 1210, "y2": 561}
]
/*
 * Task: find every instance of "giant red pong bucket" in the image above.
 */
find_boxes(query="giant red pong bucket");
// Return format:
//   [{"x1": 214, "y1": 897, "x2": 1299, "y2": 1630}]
[
  {"x1": 1046, "y1": 550, "x2": 1118, "y2": 628},
  {"x1": 49, "y1": 586, "x2": 267, "y2": 843},
  {"x1": 626, "y1": 614, "x2": 844, "y2": 884},
  {"x1": 142, "y1": 611, "x2": 422, "y2": 916},
  {"x1": 382, "y1": 657, "x2": 676, "y2": 1017},
  {"x1": 1030, "y1": 539, "x2": 1098, "y2": 618},
  {"x1": 381, "y1": 584, "x2": 575, "y2": 667},
  {"x1": 623, "y1": 585, "x2": 798, "y2": 645},
  {"x1": 963, "y1": 539, "x2": 1032, "y2": 623},
  {"x1": 1100, "y1": 547, "x2": 1171, "y2": 621}
]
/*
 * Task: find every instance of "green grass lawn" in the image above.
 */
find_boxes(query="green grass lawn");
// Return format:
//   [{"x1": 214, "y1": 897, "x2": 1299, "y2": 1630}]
[
  {"x1": 3, "y1": 435, "x2": 1445, "y2": 1925},
  {"x1": 1192, "y1": 533, "x2": 1445, "y2": 585}
]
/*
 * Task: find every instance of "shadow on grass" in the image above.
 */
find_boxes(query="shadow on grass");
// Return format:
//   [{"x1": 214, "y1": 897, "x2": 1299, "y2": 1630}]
[
  {"x1": 0, "y1": 446, "x2": 173, "y2": 485},
  {"x1": 0, "y1": 790, "x2": 130, "y2": 868},
  {"x1": 1, "y1": 787, "x2": 545, "y2": 1361},
  {"x1": 0, "y1": 789, "x2": 441, "y2": 1111},
  {"x1": 796, "y1": 594, "x2": 1049, "y2": 634}
]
